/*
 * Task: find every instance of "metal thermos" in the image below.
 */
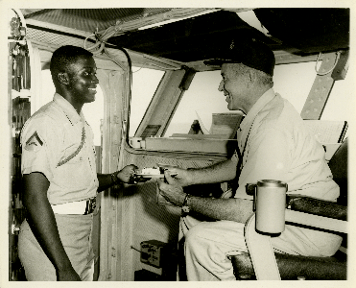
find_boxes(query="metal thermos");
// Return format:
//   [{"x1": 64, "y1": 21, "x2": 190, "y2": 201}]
[{"x1": 255, "y1": 179, "x2": 288, "y2": 235}]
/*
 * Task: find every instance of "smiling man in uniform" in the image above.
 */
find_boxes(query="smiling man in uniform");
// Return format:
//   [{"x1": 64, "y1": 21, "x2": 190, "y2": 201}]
[
  {"x1": 18, "y1": 45, "x2": 137, "y2": 281},
  {"x1": 158, "y1": 38, "x2": 342, "y2": 281}
]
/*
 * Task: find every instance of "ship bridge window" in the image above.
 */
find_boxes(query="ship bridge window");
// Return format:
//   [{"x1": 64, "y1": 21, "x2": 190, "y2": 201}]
[
  {"x1": 163, "y1": 61, "x2": 352, "y2": 138},
  {"x1": 164, "y1": 70, "x2": 231, "y2": 137},
  {"x1": 129, "y1": 67, "x2": 165, "y2": 137},
  {"x1": 163, "y1": 64, "x2": 315, "y2": 138}
]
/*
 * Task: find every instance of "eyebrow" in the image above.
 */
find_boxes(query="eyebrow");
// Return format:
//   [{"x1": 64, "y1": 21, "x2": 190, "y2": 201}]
[
  {"x1": 83, "y1": 66, "x2": 97, "y2": 70},
  {"x1": 79, "y1": 66, "x2": 97, "y2": 72}
]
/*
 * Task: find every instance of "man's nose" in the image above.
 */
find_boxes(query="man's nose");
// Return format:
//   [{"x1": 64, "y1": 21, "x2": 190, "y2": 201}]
[
  {"x1": 218, "y1": 80, "x2": 224, "y2": 92},
  {"x1": 92, "y1": 75, "x2": 99, "y2": 84}
]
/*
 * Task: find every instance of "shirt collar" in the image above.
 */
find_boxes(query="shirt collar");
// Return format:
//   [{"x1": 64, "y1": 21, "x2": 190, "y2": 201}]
[
  {"x1": 240, "y1": 88, "x2": 276, "y2": 130},
  {"x1": 53, "y1": 93, "x2": 84, "y2": 125}
]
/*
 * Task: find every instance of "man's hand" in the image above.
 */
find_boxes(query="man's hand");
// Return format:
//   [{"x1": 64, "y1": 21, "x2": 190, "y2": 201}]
[
  {"x1": 163, "y1": 167, "x2": 192, "y2": 187},
  {"x1": 157, "y1": 180, "x2": 186, "y2": 206},
  {"x1": 56, "y1": 266, "x2": 81, "y2": 281},
  {"x1": 116, "y1": 164, "x2": 139, "y2": 183}
]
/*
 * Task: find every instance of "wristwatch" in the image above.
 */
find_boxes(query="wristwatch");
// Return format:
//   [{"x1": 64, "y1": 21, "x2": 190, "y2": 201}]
[{"x1": 182, "y1": 194, "x2": 191, "y2": 214}]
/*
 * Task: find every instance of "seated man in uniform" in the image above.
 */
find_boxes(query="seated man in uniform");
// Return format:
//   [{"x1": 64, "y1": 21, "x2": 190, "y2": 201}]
[
  {"x1": 157, "y1": 38, "x2": 342, "y2": 281},
  {"x1": 19, "y1": 45, "x2": 138, "y2": 281}
]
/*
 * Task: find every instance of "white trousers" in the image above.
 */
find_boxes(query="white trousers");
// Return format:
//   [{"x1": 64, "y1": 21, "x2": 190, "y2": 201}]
[{"x1": 180, "y1": 214, "x2": 343, "y2": 281}]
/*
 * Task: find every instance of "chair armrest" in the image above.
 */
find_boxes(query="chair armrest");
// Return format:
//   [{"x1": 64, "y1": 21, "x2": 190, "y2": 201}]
[
  {"x1": 285, "y1": 210, "x2": 347, "y2": 234},
  {"x1": 287, "y1": 196, "x2": 347, "y2": 221},
  {"x1": 239, "y1": 211, "x2": 347, "y2": 280}
]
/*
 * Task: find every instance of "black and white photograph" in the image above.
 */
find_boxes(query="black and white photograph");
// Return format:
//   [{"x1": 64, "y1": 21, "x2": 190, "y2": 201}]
[{"x1": 0, "y1": 1, "x2": 354, "y2": 287}]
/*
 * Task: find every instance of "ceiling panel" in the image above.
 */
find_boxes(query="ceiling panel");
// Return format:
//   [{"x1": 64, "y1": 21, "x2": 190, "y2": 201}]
[
  {"x1": 22, "y1": 8, "x2": 172, "y2": 33},
  {"x1": 20, "y1": 8, "x2": 350, "y2": 65}
]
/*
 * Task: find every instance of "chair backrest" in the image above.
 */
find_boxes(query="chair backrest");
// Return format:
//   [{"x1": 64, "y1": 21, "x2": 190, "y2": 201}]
[{"x1": 328, "y1": 138, "x2": 348, "y2": 205}]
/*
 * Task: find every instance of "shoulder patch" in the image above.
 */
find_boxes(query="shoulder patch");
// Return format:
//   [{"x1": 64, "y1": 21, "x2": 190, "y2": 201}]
[{"x1": 25, "y1": 132, "x2": 43, "y2": 152}]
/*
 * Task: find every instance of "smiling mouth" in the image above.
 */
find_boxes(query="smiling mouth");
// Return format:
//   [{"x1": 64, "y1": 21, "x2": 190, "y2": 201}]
[
  {"x1": 88, "y1": 88, "x2": 97, "y2": 93},
  {"x1": 225, "y1": 94, "x2": 231, "y2": 102}
]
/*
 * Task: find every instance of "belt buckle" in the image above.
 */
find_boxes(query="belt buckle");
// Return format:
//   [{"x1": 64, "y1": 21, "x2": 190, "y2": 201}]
[{"x1": 84, "y1": 197, "x2": 96, "y2": 215}]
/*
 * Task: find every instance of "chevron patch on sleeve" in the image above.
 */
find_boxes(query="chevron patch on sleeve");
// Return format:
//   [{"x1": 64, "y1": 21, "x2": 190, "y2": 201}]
[{"x1": 25, "y1": 131, "x2": 43, "y2": 152}]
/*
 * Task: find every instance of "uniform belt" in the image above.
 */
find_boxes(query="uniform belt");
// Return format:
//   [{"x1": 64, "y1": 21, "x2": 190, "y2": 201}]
[{"x1": 51, "y1": 198, "x2": 96, "y2": 215}]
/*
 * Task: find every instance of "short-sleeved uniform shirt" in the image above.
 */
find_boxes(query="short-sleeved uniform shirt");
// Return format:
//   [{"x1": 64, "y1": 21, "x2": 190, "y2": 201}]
[
  {"x1": 21, "y1": 93, "x2": 99, "y2": 205},
  {"x1": 234, "y1": 88, "x2": 339, "y2": 201}
]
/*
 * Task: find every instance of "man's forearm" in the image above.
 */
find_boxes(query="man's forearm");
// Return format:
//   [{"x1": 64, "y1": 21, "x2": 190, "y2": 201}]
[
  {"x1": 187, "y1": 196, "x2": 254, "y2": 223},
  {"x1": 187, "y1": 159, "x2": 237, "y2": 185},
  {"x1": 22, "y1": 173, "x2": 74, "y2": 273},
  {"x1": 97, "y1": 173, "x2": 116, "y2": 192}
]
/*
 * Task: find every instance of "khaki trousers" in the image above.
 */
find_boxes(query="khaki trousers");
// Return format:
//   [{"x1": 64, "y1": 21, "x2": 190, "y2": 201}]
[
  {"x1": 18, "y1": 213, "x2": 95, "y2": 281},
  {"x1": 180, "y1": 207, "x2": 342, "y2": 281}
]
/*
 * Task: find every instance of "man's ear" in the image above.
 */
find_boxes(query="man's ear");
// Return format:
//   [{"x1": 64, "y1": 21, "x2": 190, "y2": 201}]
[
  {"x1": 57, "y1": 72, "x2": 70, "y2": 85},
  {"x1": 248, "y1": 70, "x2": 255, "y2": 83}
]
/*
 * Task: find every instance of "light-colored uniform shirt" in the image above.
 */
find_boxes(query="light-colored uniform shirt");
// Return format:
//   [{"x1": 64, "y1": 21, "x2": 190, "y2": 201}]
[
  {"x1": 181, "y1": 89, "x2": 342, "y2": 280},
  {"x1": 234, "y1": 88, "x2": 339, "y2": 201},
  {"x1": 21, "y1": 93, "x2": 99, "y2": 205}
]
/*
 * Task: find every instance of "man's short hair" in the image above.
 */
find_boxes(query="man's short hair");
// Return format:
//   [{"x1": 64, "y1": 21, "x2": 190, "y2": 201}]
[
  {"x1": 231, "y1": 63, "x2": 274, "y2": 88},
  {"x1": 50, "y1": 45, "x2": 93, "y2": 81}
]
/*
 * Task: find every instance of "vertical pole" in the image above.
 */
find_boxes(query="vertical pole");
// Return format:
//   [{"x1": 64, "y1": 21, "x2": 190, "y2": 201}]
[{"x1": 300, "y1": 53, "x2": 339, "y2": 120}]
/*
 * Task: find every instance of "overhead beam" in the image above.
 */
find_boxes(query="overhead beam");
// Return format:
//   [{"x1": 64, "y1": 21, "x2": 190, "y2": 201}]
[{"x1": 25, "y1": 19, "x2": 93, "y2": 39}]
